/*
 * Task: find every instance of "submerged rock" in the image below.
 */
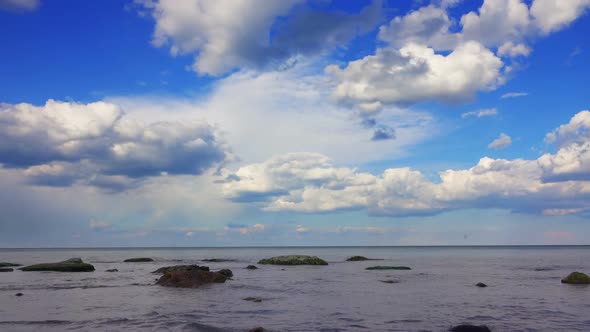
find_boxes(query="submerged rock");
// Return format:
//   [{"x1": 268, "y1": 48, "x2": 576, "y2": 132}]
[
  {"x1": 346, "y1": 256, "x2": 382, "y2": 261},
  {"x1": 0, "y1": 262, "x2": 21, "y2": 268},
  {"x1": 248, "y1": 327, "x2": 266, "y2": 332},
  {"x1": 475, "y1": 282, "x2": 488, "y2": 288},
  {"x1": 366, "y1": 266, "x2": 411, "y2": 270},
  {"x1": 449, "y1": 325, "x2": 492, "y2": 332},
  {"x1": 258, "y1": 255, "x2": 328, "y2": 266},
  {"x1": 124, "y1": 257, "x2": 154, "y2": 262},
  {"x1": 20, "y1": 258, "x2": 95, "y2": 272},
  {"x1": 246, "y1": 265, "x2": 258, "y2": 270},
  {"x1": 0, "y1": 268, "x2": 14, "y2": 272},
  {"x1": 15, "y1": 293, "x2": 24, "y2": 297},
  {"x1": 217, "y1": 269, "x2": 233, "y2": 278},
  {"x1": 105, "y1": 269, "x2": 118, "y2": 272},
  {"x1": 156, "y1": 270, "x2": 227, "y2": 288},
  {"x1": 379, "y1": 279, "x2": 399, "y2": 284},
  {"x1": 202, "y1": 258, "x2": 237, "y2": 263},
  {"x1": 152, "y1": 265, "x2": 209, "y2": 274},
  {"x1": 243, "y1": 296, "x2": 262, "y2": 303},
  {"x1": 561, "y1": 272, "x2": 590, "y2": 284}
]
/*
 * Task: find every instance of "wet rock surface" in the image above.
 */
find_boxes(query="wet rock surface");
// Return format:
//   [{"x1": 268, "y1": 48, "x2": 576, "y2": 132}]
[
  {"x1": 20, "y1": 258, "x2": 95, "y2": 272},
  {"x1": 152, "y1": 265, "x2": 209, "y2": 274},
  {"x1": 124, "y1": 257, "x2": 154, "y2": 262},
  {"x1": 449, "y1": 325, "x2": 492, "y2": 332},
  {"x1": 366, "y1": 266, "x2": 411, "y2": 270},
  {"x1": 561, "y1": 271, "x2": 590, "y2": 284},
  {"x1": 258, "y1": 255, "x2": 328, "y2": 266},
  {"x1": 156, "y1": 270, "x2": 228, "y2": 288}
]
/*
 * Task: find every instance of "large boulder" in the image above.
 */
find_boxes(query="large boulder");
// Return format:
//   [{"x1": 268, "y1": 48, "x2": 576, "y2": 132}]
[
  {"x1": 156, "y1": 270, "x2": 227, "y2": 288},
  {"x1": 124, "y1": 257, "x2": 154, "y2": 262},
  {"x1": 366, "y1": 266, "x2": 411, "y2": 270},
  {"x1": 152, "y1": 264, "x2": 209, "y2": 274},
  {"x1": 258, "y1": 255, "x2": 328, "y2": 266},
  {"x1": 449, "y1": 325, "x2": 492, "y2": 332},
  {"x1": 20, "y1": 258, "x2": 95, "y2": 272},
  {"x1": 561, "y1": 272, "x2": 590, "y2": 284},
  {"x1": 0, "y1": 262, "x2": 21, "y2": 268}
]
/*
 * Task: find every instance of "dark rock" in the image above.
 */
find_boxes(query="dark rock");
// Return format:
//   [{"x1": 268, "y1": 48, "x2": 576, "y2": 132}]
[
  {"x1": 243, "y1": 296, "x2": 262, "y2": 303},
  {"x1": 201, "y1": 258, "x2": 237, "y2": 263},
  {"x1": 217, "y1": 269, "x2": 233, "y2": 278},
  {"x1": 248, "y1": 328, "x2": 265, "y2": 332},
  {"x1": 366, "y1": 266, "x2": 411, "y2": 270},
  {"x1": 561, "y1": 271, "x2": 590, "y2": 284},
  {"x1": 0, "y1": 262, "x2": 21, "y2": 267},
  {"x1": 258, "y1": 255, "x2": 328, "y2": 266},
  {"x1": 0, "y1": 268, "x2": 14, "y2": 272},
  {"x1": 475, "y1": 282, "x2": 487, "y2": 287},
  {"x1": 15, "y1": 293, "x2": 23, "y2": 297},
  {"x1": 20, "y1": 258, "x2": 95, "y2": 272},
  {"x1": 105, "y1": 269, "x2": 118, "y2": 272},
  {"x1": 346, "y1": 256, "x2": 382, "y2": 261},
  {"x1": 152, "y1": 265, "x2": 209, "y2": 274},
  {"x1": 246, "y1": 265, "x2": 258, "y2": 270},
  {"x1": 156, "y1": 270, "x2": 227, "y2": 288},
  {"x1": 379, "y1": 279, "x2": 399, "y2": 284},
  {"x1": 449, "y1": 325, "x2": 492, "y2": 332},
  {"x1": 124, "y1": 257, "x2": 154, "y2": 262}
]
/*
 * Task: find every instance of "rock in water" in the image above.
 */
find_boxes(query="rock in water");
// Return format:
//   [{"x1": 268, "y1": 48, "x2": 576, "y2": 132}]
[
  {"x1": 105, "y1": 269, "x2": 118, "y2": 272},
  {"x1": 202, "y1": 258, "x2": 237, "y2": 262},
  {"x1": 0, "y1": 268, "x2": 14, "y2": 272},
  {"x1": 217, "y1": 269, "x2": 233, "y2": 278},
  {"x1": 366, "y1": 266, "x2": 411, "y2": 270},
  {"x1": 20, "y1": 258, "x2": 95, "y2": 272},
  {"x1": 450, "y1": 325, "x2": 492, "y2": 332},
  {"x1": 243, "y1": 297, "x2": 262, "y2": 302},
  {"x1": 156, "y1": 270, "x2": 227, "y2": 288},
  {"x1": 248, "y1": 328, "x2": 265, "y2": 332},
  {"x1": 258, "y1": 255, "x2": 328, "y2": 266},
  {"x1": 561, "y1": 271, "x2": 590, "y2": 284},
  {"x1": 15, "y1": 293, "x2": 24, "y2": 297},
  {"x1": 152, "y1": 265, "x2": 209, "y2": 274},
  {"x1": 475, "y1": 282, "x2": 488, "y2": 287},
  {"x1": 124, "y1": 257, "x2": 154, "y2": 262},
  {"x1": 346, "y1": 256, "x2": 370, "y2": 261},
  {"x1": 246, "y1": 265, "x2": 258, "y2": 270},
  {"x1": 0, "y1": 262, "x2": 21, "y2": 268}
]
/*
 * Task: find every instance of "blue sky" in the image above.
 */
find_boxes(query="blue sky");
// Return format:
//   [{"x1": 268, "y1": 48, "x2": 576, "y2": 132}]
[{"x1": 1, "y1": 0, "x2": 589, "y2": 247}]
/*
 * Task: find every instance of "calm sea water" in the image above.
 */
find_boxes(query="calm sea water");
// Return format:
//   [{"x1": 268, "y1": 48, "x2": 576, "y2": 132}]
[{"x1": 0, "y1": 246, "x2": 589, "y2": 331}]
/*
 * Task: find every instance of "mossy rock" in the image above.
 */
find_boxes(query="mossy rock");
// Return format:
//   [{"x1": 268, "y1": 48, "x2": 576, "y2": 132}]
[
  {"x1": 156, "y1": 270, "x2": 227, "y2": 288},
  {"x1": 561, "y1": 271, "x2": 590, "y2": 284},
  {"x1": 366, "y1": 266, "x2": 411, "y2": 270},
  {"x1": 124, "y1": 257, "x2": 154, "y2": 262},
  {"x1": 0, "y1": 262, "x2": 21, "y2": 268},
  {"x1": 20, "y1": 258, "x2": 95, "y2": 272},
  {"x1": 258, "y1": 255, "x2": 328, "y2": 266},
  {"x1": 347, "y1": 256, "x2": 369, "y2": 261}
]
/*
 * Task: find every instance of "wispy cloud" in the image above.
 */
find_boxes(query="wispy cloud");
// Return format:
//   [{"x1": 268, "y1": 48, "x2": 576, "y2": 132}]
[
  {"x1": 501, "y1": 92, "x2": 528, "y2": 99},
  {"x1": 461, "y1": 108, "x2": 498, "y2": 118},
  {"x1": 488, "y1": 133, "x2": 512, "y2": 150}
]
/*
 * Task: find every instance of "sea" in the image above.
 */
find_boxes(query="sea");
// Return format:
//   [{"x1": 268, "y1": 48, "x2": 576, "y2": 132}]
[{"x1": 0, "y1": 246, "x2": 589, "y2": 331}]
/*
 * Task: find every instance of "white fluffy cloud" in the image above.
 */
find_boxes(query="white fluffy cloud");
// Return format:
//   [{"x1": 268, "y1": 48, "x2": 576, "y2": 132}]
[
  {"x1": 0, "y1": 100, "x2": 230, "y2": 190},
  {"x1": 138, "y1": 0, "x2": 382, "y2": 75},
  {"x1": 329, "y1": 0, "x2": 589, "y2": 109},
  {"x1": 223, "y1": 111, "x2": 590, "y2": 217},
  {"x1": 327, "y1": 41, "x2": 504, "y2": 106},
  {"x1": 488, "y1": 133, "x2": 512, "y2": 149}
]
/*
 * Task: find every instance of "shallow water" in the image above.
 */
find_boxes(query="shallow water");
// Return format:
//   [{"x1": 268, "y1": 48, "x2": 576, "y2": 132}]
[{"x1": 1, "y1": 246, "x2": 589, "y2": 331}]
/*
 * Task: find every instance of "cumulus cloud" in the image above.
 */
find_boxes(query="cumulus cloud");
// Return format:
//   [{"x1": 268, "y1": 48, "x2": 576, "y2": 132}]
[
  {"x1": 0, "y1": 0, "x2": 39, "y2": 12},
  {"x1": 461, "y1": 108, "x2": 498, "y2": 118},
  {"x1": 328, "y1": 0, "x2": 590, "y2": 109},
  {"x1": 137, "y1": 0, "x2": 382, "y2": 75},
  {"x1": 0, "y1": 100, "x2": 230, "y2": 190},
  {"x1": 223, "y1": 111, "x2": 590, "y2": 218},
  {"x1": 327, "y1": 41, "x2": 504, "y2": 106},
  {"x1": 488, "y1": 133, "x2": 512, "y2": 149}
]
